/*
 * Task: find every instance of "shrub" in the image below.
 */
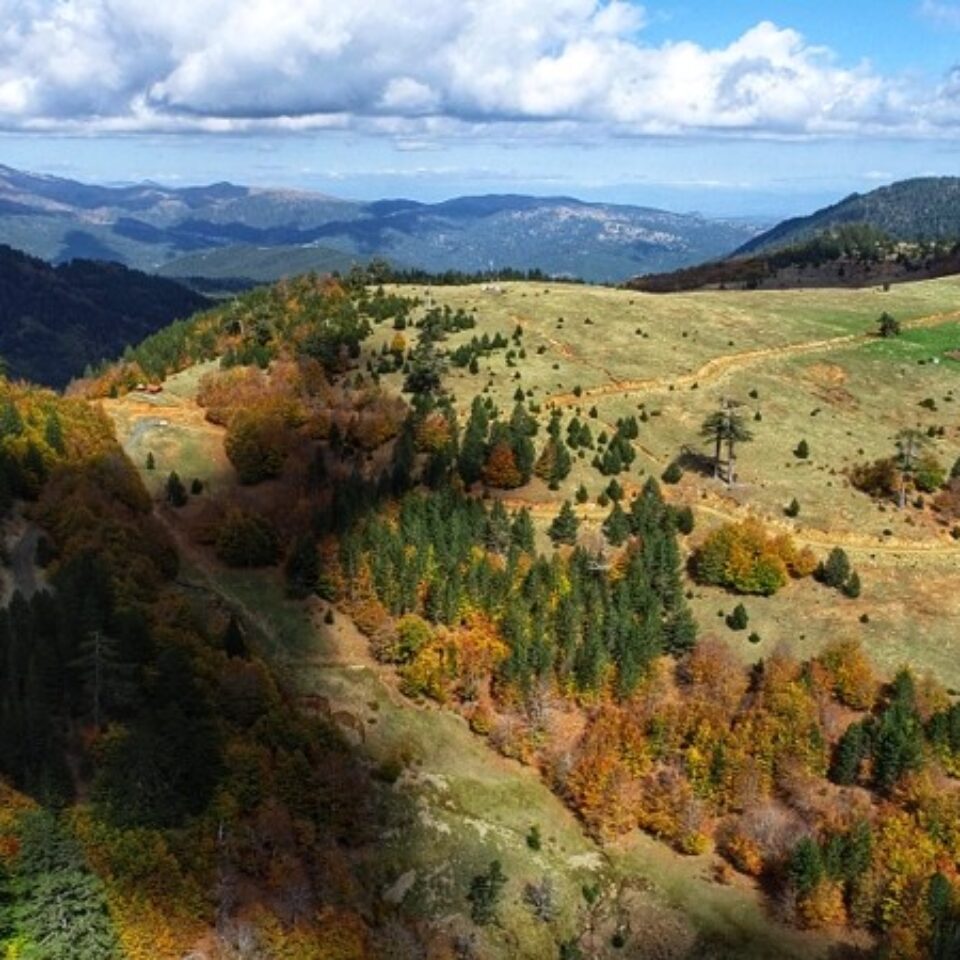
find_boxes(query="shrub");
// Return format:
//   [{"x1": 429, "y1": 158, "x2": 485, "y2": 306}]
[
  {"x1": 914, "y1": 454, "x2": 946, "y2": 493},
  {"x1": 661, "y1": 461, "x2": 683, "y2": 484},
  {"x1": 215, "y1": 509, "x2": 280, "y2": 567},
  {"x1": 794, "y1": 439, "x2": 810, "y2": 459},
  {"x1": 727, "y1": 603, "x2": 749, "y2": 631},
  {"x1": 785, "y1": 498, "x2": 800, "y2": 518},
  {"x1": 850, "y1": 458, "x2": 898, "y2": 499},
  {"x1": 225, "y1": 408, "x2": 291, "y2": 484},
  {"x1": 672, "y1": 505, "x2": 695, "y2": 535},
  {"x1": 842, "y1": 571, "x2": 862, "y2": 598},
  {"x1": 817, "y1": 547, "x2": 851, "y2": 590},
  {"x1": 694, "y1": 518, "x2": 814, "y2": 595}
]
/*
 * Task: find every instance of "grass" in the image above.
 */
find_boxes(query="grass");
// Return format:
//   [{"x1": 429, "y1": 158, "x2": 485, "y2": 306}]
[{"x1": 390, "y1": 280, "x2": 960, "y2": 688}]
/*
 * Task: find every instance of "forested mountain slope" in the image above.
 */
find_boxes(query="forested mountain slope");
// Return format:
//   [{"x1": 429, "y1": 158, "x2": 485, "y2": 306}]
[{"x1": 0, "y1": 244, "x2": 209, "y2": 387}]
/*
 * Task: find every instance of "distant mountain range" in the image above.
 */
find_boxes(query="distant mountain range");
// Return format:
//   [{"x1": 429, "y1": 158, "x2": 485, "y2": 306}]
[
  {"x1": 736, "y1": 177, "x2": 960, "y2": 256},
  {"x1": 0, "y1": 164, "x2": 764, "y2": 283},
  {"x1": 0, "y1": 244, "x2": 209, "y2": 387}
]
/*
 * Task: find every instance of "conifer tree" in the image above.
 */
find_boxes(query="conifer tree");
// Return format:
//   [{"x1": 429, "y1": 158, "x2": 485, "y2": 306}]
[
  {"x1": 285, "y1": 534, "x2": 319, "y2": 599},
  {"x1": 549, "y1": 501, "x2": 580, "y2": 546},
  {"x1": 165, "y1": 471, "x2": 188, "y2": 507}
]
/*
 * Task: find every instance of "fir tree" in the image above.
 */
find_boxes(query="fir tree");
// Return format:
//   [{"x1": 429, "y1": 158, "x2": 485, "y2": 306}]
[
  {"x1": 165, "y1": 471, "x2": 188, "y2": 507},
  {"x1": 285, "y1": 534, "x2": 319, "y2": 599},
  {"x1": 467, "y1": 860, "x2": 507, "y2": 926},
  {"x1": 44, "y1": 411, "x2": 65, "y2": 455},
  {"x1": 549, "y1": 501, "x2": 580, "y2": 546}
]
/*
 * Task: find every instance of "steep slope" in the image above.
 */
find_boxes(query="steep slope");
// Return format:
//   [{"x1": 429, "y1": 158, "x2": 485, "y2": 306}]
[
  {"x1": 0, "y1": 164, "x2": 762, "y2": 282},
  {"x1": 737, "y1": 177, "x2": 960, "y2": 256},
  {"x1": 0, "y1": 244, "x2": 209, "y2": 387}
]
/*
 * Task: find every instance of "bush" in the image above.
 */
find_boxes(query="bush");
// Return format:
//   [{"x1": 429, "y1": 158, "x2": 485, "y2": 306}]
[
  {"x1": 842, "y1": 571, "x2": 862, "y2": 598},
  {"x1": 693, "y1": 518, "x2": 815, "y2": 595},
  {"x1": 794, "y1": 439, "x2": 810, "y2": 459},
  {"x1": 817, "y1": 547, "x2": 851, "y2": 590},
  {"x1": 785, "y1": 497, "x2": 800, "y2": 518},
  {"x1": 215, "y1": 509, "x2": 280, "y2": 567},
  {"x1": 526, "y1": 824, "x2": 542, "y2": 850},
  {"x1": 727, "y1": 603, "x2": 749, "y2": 631},
  {"x1": 661, "y1": 461, "x2": 683, "y2": 484},
  {"x1": 672, "y1": 505, "x2": 695, "y2": 535},
  {"x1": 914, "y1": 453, "x2": 946, "y2": 493},
  {"x1": 850, "y1": 458, "x2": 898, "y2": 499},
  {"x1": 225, "y1": 408, "x2": 291, "y2": 484}
]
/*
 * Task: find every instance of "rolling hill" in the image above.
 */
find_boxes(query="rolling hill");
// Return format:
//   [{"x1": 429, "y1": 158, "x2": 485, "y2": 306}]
[
  {"x1": 0, "y1": 164, "x2": 763, "y2": 282},
  {"x1": 0, "y1": 244, "x2": 209, "y2": 387},
  {"x1": 736, "y1": 176, "x2": 960, "y2": 256}
]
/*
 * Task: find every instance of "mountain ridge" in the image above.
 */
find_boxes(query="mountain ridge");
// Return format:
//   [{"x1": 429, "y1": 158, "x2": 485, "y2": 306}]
[
  {"x1": 736, "y1": 176, "x2": 960, "y2": 256},
  {"x1": 0, "y1": 164, "x2": 764, "y2": 282}
]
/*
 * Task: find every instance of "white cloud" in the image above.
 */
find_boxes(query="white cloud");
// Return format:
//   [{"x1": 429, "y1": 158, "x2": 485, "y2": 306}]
[
  {"x1": 920, "y1": 0, "x2": 960, "y2": 27},
  {"x1": 0, "y1": 1, "x2": 954, "y2": 139}
]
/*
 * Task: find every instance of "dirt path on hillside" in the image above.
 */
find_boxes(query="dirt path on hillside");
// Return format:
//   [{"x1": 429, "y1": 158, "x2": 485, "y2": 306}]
[
  {"x1": 500, "y1": 488, "x2": 960, "y2": 559},
  {"x1": 547, "y1": 309, "x2": 960, "y2": 407}
]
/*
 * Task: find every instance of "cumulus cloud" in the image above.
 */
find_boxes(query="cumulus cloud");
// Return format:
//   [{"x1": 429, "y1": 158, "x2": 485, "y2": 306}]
[{"x1": 0, "y1": 0, "x2": 953, "y2": 138}]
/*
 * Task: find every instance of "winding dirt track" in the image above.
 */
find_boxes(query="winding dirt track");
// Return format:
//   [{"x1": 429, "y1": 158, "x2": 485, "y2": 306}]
[
  {"x1": 527, "y1": 308, "x2": 960, "y2": 558},
  {"x1": 547, "y1": 309, "x2": 960, "y2": 408}
]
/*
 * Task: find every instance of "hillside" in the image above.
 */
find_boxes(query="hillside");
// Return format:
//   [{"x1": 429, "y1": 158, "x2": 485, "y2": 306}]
[
  {"x1": 628, "y1": 227, "x2": 960, "y2": 293},
  {"x1": 157, "y1": 242, "x2": 370, "y2": 284},
  {"x1": 0, "y1": 164, "x2": 763, "y2": 282},
  {"x1": 737, "y1": 177, "x2": 960, "y2": 255},
  {"x1": 0, "y1": 244, "x2": 209, "y2": 387},
  {"x1": 46, "y1": 271, "x2": 959, "y2": 958}
]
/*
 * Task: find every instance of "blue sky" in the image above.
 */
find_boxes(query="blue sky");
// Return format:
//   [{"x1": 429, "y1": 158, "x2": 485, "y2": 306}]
[{"x1": 0, "y1": 1, "x2": 958, "y2": 218}]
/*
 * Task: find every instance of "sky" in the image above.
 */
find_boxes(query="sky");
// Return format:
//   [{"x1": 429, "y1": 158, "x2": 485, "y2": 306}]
[{"x1": 1, "y1": 0, "x2": 959, "y2": 217}]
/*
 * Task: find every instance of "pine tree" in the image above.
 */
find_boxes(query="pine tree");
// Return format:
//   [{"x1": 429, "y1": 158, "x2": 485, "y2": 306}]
[
  {"x1": 145, "y1": 451, "x2": 155, "y2": 471},
  {"x1": 510, "y1": 508, "x2": 535, "y2": 553},
  {"x1": 70, "y1": 630, "x2": 130, "y2": 730},
  {"x1": 285, "y1": 534, "x2": 319, "y2": 599},
  {"x1": 842, "y1": 571, "x2": 861, "y2": 598},
  {"x1": 44, "y1": 411, "x2": 65, "y2": 455},
  {"x1": 165, "y1": 471, "x2": 188, "y2": 507},
  {"x1": 467, "y1": 860, "x2": 507, "y2": 926},
  {"x1": 549, "y1": 501, "x2": 580, "y2": 546},
  {"x1": 459, "y1": 398, "x2": 489, "y2": 486},
  {"x1": 789, "y1": 838, "x2": 824, "y2": 897},
  {"x1": 602, "y1": 502, "x2": 631, "y2": 547},
  {"x1": 830, "y1": 720, "x2": 870, "y2": 785},
  {"x1": 818, "y1": 547, "x2": 851, "y2": 589},
  {"x1": 0, "y1": 400, "x2": 23, "y2": 438},
  {"x1": 794, "y1": 439, "x2": 810, "y2": 459},
  {"x1": 484, "y1": 499, "x2": 512, "y2": 554},
  {"x1": 726, "y1": 603, "x2": 749, "y2": 631},
  {"x1": 222, "y1": 615, "x2": 248, "y2": 659},
  {"x1": 878, "y1": 311, "x2": 901, "y2": 338}
]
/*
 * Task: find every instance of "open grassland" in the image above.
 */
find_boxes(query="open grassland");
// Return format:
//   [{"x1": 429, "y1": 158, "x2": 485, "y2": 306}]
[{"x1": 372, "y1": 278, "x2": 960, "y2": 687}]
